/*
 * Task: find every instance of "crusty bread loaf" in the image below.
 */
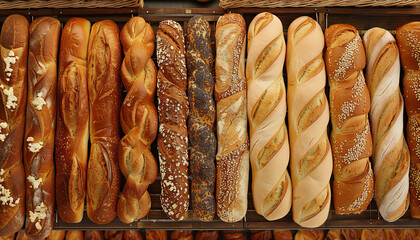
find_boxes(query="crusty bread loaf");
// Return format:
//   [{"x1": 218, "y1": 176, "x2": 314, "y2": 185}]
[
  {"x1": 286, "y1": 16, "x2": 332, "y2": 228},
  {"x1": 221, "y1": 230, "x2": 247, "y2": 240},
  {"x1": 361, "y1": 229, "x2": 385, "y2": 240},
  {"x1": 123, "y1": 231, "x2": 143, "y2": 240},
  {"x1": 0, "y1": 232, "x2": 15, "y2": 240},
  {"x1": 0, "y1": 14, "x2": 28, "y2": 237},
  {"x1": 24, "y1": 16, "x2": 60, "y2": 239},
  {"x1": 170, "y1": 231, "x2": 193, "y2": 240},
  {"x1": 273, "y1": 230, "x2": 292, "y2": 240},
  {"x1": 186, "y1": 16, "x2": 216, "y2": 222},
  {"x1": 156, "y1": 19, "x2": 189, "y2": 221},
  {"x1": 215, "y1": 13, "x2": 249, "y2": 223},
  {"x1": 65, "y1": 231, "x2": 84, "y2": 240},
  {"x1": 86, "y1": 20, "x2": 122, "y2": 224},
  {"x1": 396, "y1": 21, "x2": 420, "y2": 219},
  {"x1": 325, "y1": 24, "x2": 374, "y2": 214},
  {"x1": 246, "y1": 11, "x2": 292, "y2": 221},
  {"x1": 195, "y1": 231, "x2": 220, "y2": 240},
  {"x1": 46, "y1": 231, "x2": 65, "y2": 240},
  {"x1": 104, "y1": 231, "x2": 123, "y2": 240},
  {"x1": 294, "y1": 230, "x2": 324, "y2": 240},
  {"x1": 146, "y1": 230, "x2": 167, "y2": 240},
  {"x1": 55, "y1": 17, "x2": 90, "y2": 224},
  {"x1": 16, "y1": 230, "x2": 38, "y2": 240},
  {"x1": 84, "y1": 231, "x2": 103, "y2": 240},
  {"x1": 363, "y1": 27, "x2": 410, "y2": 222},
  {"x1": 249, "y1": 230, "x2": 272, "y2": 240},
  {"x1": 117, "y1": 16, "x2": 158, "y2": 223}
]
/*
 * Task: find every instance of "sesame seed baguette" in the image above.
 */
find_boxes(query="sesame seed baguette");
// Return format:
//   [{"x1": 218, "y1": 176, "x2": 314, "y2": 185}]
[
  {"x1": 117, "y1": 17, "x2": 158, "y2": 224},
  {"x1": 24, "y1": 16, "x2": 60, "y2": 239},
  {"x1": 55, "y1": 17, "x2": 90, "y2": 224},
  {"x1": 0, "y1": 15, "x2": 28, "y2": 237},
  {"x1": 215, "y1": 13, "x2": 249, "y2": 223},
  {"x1": 186, "y1": 16, "x2": 216, "y2": 222},
  {"x1": 86, "y1": 20, "x2": 122, "y2": 224},
  {"x1": 156, "y1": 20, "x2": 189, "y2": 221},
  {"x1": 286, "y1": 16, "x2": 332, "y2": 228},
  {"x1": 246, "y1": 12, "x2": 291, "y2": 221},
  {"x1": 396, "y1": 22, "x2": 420, "y2": 219},
  {"x1": 325, "y1": 24, "x2": 374, "y2": 215},
  {"x1": 363, "y1": 27, "x2": 410, "y2": 222}
]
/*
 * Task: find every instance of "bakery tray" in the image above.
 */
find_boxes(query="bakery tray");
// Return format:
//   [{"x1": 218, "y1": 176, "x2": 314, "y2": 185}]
[{"x1": 1, "y1": 6, "x2": 420, "y2": 230}]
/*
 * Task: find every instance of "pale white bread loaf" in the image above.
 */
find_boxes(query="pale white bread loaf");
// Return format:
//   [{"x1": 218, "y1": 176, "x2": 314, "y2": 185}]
[
  {"x1": 215, "y1": 13, "x2": 249, "y2": 223},
  {"x1": 286, "y1": 16, "x2": 332, "y2": 228},
  {"x1": 363, "y1": 27, "x2": 410, "y2": 222},
  {"x1": 246, "y1": 12, "x2": 292, "y2": 221}
]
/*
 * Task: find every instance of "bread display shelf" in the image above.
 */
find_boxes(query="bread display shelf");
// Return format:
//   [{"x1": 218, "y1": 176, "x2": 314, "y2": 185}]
[{"x1": 1, "y1": 6, "x2": 420, "y2": 231}]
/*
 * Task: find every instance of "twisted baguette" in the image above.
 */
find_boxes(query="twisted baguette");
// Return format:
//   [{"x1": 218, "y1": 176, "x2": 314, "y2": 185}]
[
  {"x1": 186, "y1": 16, "x2": 216, "y2": 222},
  {"x1": 324, "y1": 24, "x2": 374, "y2": 214},
  {"x1": 246, "y1": 12, "x2": 292, "y2": 221},
  {"x1": 55, "y1": 17, "x2": 90, "y2": 223},
  {"x1": 24, "y1": 16, "x2": 60, "y2": 239},
  {"x1": 117, "y1": 16, "x2": 158, "y2": 223},
  {"x1": 363, "y1": 27, "x2": 410, "y2": 222},
  {"x1": 396, "y1": 22, "x2": 420, "y2": 218},
  {"x1": 215, "y1": 13, "x2": 249, "y2": 223},
  {"x1": 0, "y1": 14, "x2": 28, "y2": 237},
  {"x1": 156, "y1": 20, "x2": 189, "y2": 221},
  {"x1": 286, "y1": 16, "x2": 332, "y2": 228},
  {"x1": 86, "y1": 20, "x2": 122, "y2": 224}
]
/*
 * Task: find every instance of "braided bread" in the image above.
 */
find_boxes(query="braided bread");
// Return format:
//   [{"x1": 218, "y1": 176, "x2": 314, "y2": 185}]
[
  {"x1": 156, "y1": 20, "x2": 189, "y2": 221},
  {"x1": 55, "y1": 17, "x2": 90, "y2": 223},
  {"x1": 396, "y1": 22, "x2": 420, "y2": 218},
  {"x1": 215, "y1": 13, "x2": 249, "y2": 223},
  {"x1": 286, "y1": 16, "x2": 332, "y2": 228},
  {"x1": 186, "y1": 16, "x2": 216, "y2": 222},
  {"x1": 325, "y1": 24, "x2": 374, "y2": 214},
  {"x1": 246, "y1": 12, "x2": 292, "y2": 221},
  {"x1": 363, "y1": 27, "x2": 410, "y2": 222},
  {"x1": 24, "y1": 16, "x2": 60, "y2": 239},
  {"x1": 0, "y1": 14, "x2": 28, "y2": 237},
  {"x1": 117, "y1": 16, "x2": 158, "y2": 223}
]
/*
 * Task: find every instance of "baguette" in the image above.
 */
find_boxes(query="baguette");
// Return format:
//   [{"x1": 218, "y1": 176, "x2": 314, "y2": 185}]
[
  {"x1": 186, "y1": 16, "x2": 216, "y2": 222},
  {"x1": 363, "y1": 27, "x2": 410, "y2": 222},
  {"x1": 117, "y1": 16, "x2": 158, "y2": 223},
  {"x1": 24, "y1": 16, "x2": 60, "y2": 239},
  {"x1": 0, "y1": 14, "x2": 28, "y2": 237},
  {"x1": 156, "y1": 20, "x2": 189, "y2": 221},
  {"x1": 215, "y1": 13, "x2": 249, "y2": 223},
  {"x1": 324, "y1": 24, "x2": 374, "y2": 214},
  {"x1": 286, "y1": 16, "x2": 332, "y2": 228},
  {"x1": 396, "y1": 22, "x2": 420, "y2": 218},
  {"x1": 246, "y1": 12, "x2": 292, "y2": 221},
  {"x1": 55, "y1": 17, "x2": 90, "y2": 223},
  {"x1": 86, "y1": 20, "x2": 122, "y2": 224}
]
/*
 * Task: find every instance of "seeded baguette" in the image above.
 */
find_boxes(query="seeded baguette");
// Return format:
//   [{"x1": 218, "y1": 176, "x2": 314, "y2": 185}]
[
  {"x1": 0, "y1": 14, "x2": 28, "y2": 237},
  {"x1": 156, "y1": 20, "x2": 189, "y2": 221},
  {"x1": 325, "y1": 24, "x2": 374, "y2": 215},
  {"x1": 396, "y1": 22, "x2": 420, "y2": 219}
]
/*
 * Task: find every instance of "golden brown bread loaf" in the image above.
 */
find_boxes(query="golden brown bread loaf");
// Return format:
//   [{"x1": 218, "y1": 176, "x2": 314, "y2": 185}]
[
  {"x1": 0, "y1": 232, "x2": 15, "y2": 240},
  {"x1": 186, "y1": 16, "x2": 216, "y2": 222},
  {"x1": 196, "y1": 231, "x2": 220, "y2": 240},
  {"x1": 156, "y1": 19, "x2": 189, "y2": 221},
  {"x1": 325, "y1": 24, "x2": 374, "y2": 214},
  {"x1": 325, "y1": 230, "x2": 341, "y2": 240},
  {"x1": 363, "y1": 27, "x2": 410, "y2": 222},
  {"x1": 249, "y1": 230, "x2": 272, "y2": 240},
  {"x1": 85, "y1": 231, "x2": 103, "y2": 240},
  {"x1": 170, "y1": 230, "x2": 193, "y2": 240},
  {"x1": 55, "y1": 17, "x2": 90, "y2": 224},
  {"x1": 66, "y1": 231, "x2": 84, "y2": 240},
  {"x1": 221, "y1": 230, "x2": 247, "y2": 240},
  {"x1": 286, "y1": 16, "x2": 332, "y2": 228},
  {"x1": 86, "y1": 20, "x2": 122, "y2": 224},
  {"x1": 246, "y1": 11, "x2": 292, "y2": 221},
  {"x1": 361, "y1": 229, "x2": 385, "y2": 240},
  {"x1": 396, "y1": 21, "x2": 420, "y2": 219},
  {"x1": 0, "y1": 14, "x2": 28, "y2": 237},
  {"x1": 46, "y1": 230, "x2": 65, "y2": 240},
  {"x1": 273, "y1": 230, "x2": 292, "y2": 240},
  {"x1": 123, "y1": 231, "x2": 143, "y2": 240},
  {"x1": 104, "y1": 231, "x2": 123, "y2": 240},
  {"x1": 215, "y1": 12, "x2": 249, "y2": 223},
  {"x1": 294, "y1": 230, "x2": 324, "y2": 240},
  {"x1": 117, "y1": 16, "x2": 158, "y2": 223},
  {"x1": 24, "y1": 16, "x2": 60, "y2": 240},
  {"x1": 16, "y1": 230, "x2": 41, "y2": 240},
  {"x1": 146, "y1": 230, "x2": 167, "y2": 240}
]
